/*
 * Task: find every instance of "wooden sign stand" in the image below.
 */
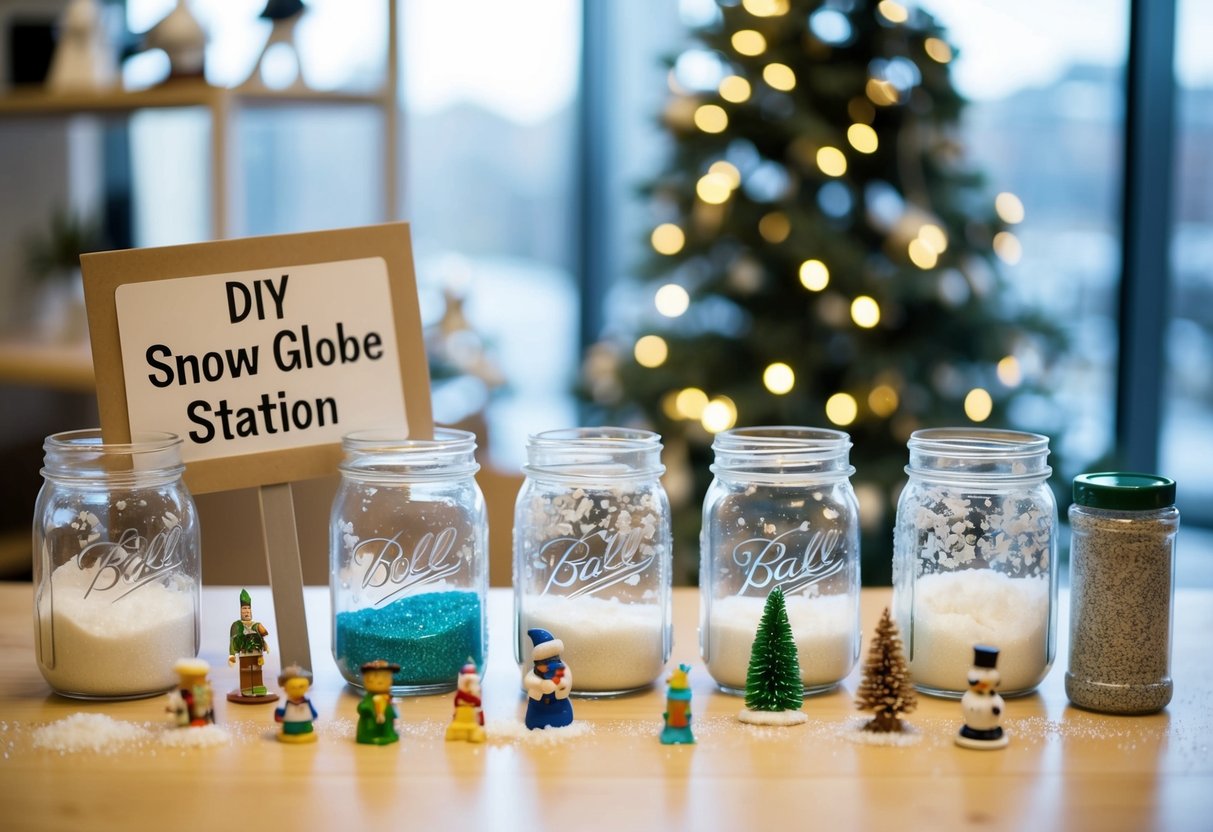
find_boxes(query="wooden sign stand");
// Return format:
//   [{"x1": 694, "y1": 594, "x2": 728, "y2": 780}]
[{"x1": 81, "y1": 223, "x2": 433, "y2": 674}]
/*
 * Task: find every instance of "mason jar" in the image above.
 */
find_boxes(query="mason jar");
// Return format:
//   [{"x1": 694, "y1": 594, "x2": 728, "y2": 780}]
[
  {"x1": 514, "y1": 427, "x2": 672, "y2": 696},
  {"x1": 892, "y1": 428, "x2": 1058, "y2": 697},
  {"x1": 700, "y1": 427, "x2": 860, "y2": 695},
  {"x1": 1067, "y1": 472, "x2": 1179, "y2": 714},
  {"x1": 33, "y1": 429, "x2": 200, "y2": 699},
  {"x1": 330, "y1": 429, "x2": 487, "y2": 695}
]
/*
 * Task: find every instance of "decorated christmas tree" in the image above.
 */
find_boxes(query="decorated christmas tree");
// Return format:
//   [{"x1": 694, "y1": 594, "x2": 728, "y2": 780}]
[
  {"x1": 739, "y1": 586, "x2": 805, "y2": 724},
  {"x1": 855, "y1": 606, "x2": 916, "y2": 732},
  {"x1": 586, "y1": 0, "x2": 1063, "y2": 583}
]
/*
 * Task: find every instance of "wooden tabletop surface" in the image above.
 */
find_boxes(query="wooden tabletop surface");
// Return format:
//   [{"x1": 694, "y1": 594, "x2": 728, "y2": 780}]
[{"x1": 0, "y1": 583, "x2": 1210, "y2": 831}]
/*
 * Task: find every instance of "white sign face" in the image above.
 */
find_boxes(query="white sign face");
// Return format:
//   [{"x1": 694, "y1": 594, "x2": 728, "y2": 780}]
[{"x1": 115, "y1": 257, "x2": 408, "y2": 463}]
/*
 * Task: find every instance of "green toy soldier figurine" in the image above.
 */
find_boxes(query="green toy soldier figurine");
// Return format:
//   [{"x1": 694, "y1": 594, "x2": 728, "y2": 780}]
[
  {"x1": 356, "y1": 659, "x2": 401, "y2": 745},
  {"x1": 228, "y1": 588, "x2": 278, "y2": 704}
]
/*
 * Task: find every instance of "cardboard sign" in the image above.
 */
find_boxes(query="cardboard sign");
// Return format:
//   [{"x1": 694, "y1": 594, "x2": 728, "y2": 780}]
[{"x1": 82, "y1": 223, "x2": 434, "y2": 493}]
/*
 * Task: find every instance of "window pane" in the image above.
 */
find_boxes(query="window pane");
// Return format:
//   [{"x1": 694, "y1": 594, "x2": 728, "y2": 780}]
[
  {"x1": 401, "y1": 0, "x2": 581, "y2": 467},
  {"x1": 922, "y1": 0, "x2": 1128, "y2": 476},
  {"x1": 1163, "y1": 0, "x2": 1213, "y2": 527}
]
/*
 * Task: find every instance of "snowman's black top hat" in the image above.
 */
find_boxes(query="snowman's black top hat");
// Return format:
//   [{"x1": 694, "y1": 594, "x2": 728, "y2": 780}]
[{"x1": 972, "y1": 645, "x2": 1000, "y2": 669}]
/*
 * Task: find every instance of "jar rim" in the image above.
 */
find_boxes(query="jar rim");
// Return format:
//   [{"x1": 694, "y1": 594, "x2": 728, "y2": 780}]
[
  {"x1": 44, "y1": 428, "x2": 183, "y2": 455},
  {"x1": 527, "y1": 426, "x2": 661, "y2": 449},
  {"x1": 342, "y1": 427, "x2": 477, "y2": 453},
  {"x1": 908, "y1": 427, "x2": 1050, "y2": 458},
  {"x1": 713, "y1": 426, "x2": 851, "y2": 453},
  {"x1": 523, "y1": 426, "x2": 664, "y2": 481}
]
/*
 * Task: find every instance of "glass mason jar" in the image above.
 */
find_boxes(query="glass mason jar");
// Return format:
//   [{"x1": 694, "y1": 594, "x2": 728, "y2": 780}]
[
  {"x1": 1067, "y1": 472, "x2": 1179, "y2": 714},
  {"x1": 892, "y1": 428, "x2": 1058, "y2": 698},
  {"x1": 33, "y1": 430, "x2": 200, "y2": 700},
  {"x1": 700, "y1": 427, "x2": 861, "y2": 695},
  {"x1": 514, "y1": 427, "x2": 672, "y2": 696},
  {"x1": 330, "y1": 429, "x2": 487, "y2": 695}
]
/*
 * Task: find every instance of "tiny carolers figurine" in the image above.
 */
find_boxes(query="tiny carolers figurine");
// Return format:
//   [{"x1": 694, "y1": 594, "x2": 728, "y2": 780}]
[
  {"x1": 228, "y1": 588, "x2": 277, "y2": 704},
  {"x1": 660, "y1": 664, "x2": 695, "y2": 745},
  {"x1": 956, "y1": 645, "x2": 1010, "y2": 750},
  {"x1": 524, "y1": 628, "x2": 573, "y2": 730},
  {"x1": 738, "y1": 587, "x2": 806, "y2": 726},
  {"x1": 445, "y1": 658, "x2": 486, "y2": 743},
  {"x1": 356, "y1": 659, "x2": 400, "y2": 745},
  {"x1": 167, "y1": 658, "x2": 215, "y2": 727},
  {"x1": 274, "y1": 664, "x2": 318, "y2": 744},
  {"x1": 855, "y1": 607, "x2": 918, "y2": 734}
]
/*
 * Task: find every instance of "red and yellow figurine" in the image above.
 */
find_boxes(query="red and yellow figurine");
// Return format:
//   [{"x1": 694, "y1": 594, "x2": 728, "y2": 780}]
[
  {"x1": 228, "y1": 588, "x2": 277, "y2": 703},
  {"x1": 445, "y1": 658, "x2": 485, "y2": 743}
]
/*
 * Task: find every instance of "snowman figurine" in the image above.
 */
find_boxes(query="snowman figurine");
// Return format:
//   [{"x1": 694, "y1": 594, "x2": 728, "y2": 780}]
[{"x1": 955, "y1": 645, "x2": 1009, "y2": 750}]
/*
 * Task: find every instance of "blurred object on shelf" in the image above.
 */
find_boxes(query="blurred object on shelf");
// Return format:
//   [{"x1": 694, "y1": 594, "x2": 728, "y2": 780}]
[
  {"x1": 22, "y1": 207, "x2": 109, "y2": 345},
  {"x1": 46, "y1": 0, "x2": 117, "y2": 93},
  {"x1": 142, "y1": 0, "x2": 206, "y2": 81},
  {"x1": 243, "y1": 0, "x2": 307, "y2": 92}
]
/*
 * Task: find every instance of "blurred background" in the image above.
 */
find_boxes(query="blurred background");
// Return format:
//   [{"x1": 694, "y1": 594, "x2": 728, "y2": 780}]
[{"x1": 0, "y1": 0, "x2": 1209, "y2": 586}]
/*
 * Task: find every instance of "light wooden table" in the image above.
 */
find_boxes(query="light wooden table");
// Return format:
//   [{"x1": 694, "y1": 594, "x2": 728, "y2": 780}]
[{"x1": 0, "y1": 584, "x2": 1210, "y2": 831}]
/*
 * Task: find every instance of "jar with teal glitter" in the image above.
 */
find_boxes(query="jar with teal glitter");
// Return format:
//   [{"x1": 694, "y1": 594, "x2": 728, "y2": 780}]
[{"x1": 330, "y1": 429, "x2": 487, "y2": 695}]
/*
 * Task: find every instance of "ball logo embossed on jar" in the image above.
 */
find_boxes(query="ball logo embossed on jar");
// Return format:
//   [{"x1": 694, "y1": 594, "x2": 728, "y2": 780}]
[
  {"x1": 78, "y1": 524, "x2": 187, "y2": 601},
  {"x1": 731, "y1": 523, "x2": 845, "y2": 596},
  {"x1": 538, "y1": 526, "x2": 656, "y2": 597},
  {"x1": 347, "y1": 526, "x2": 463, "y2": 604}
]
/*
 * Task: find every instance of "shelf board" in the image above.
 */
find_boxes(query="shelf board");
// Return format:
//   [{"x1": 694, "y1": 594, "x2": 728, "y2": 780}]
[
  {"x1": 0, "y1": 82, "x2": 387, "y2": 117},
  {"x1": 0, "y1": 337, "x2": 94, "y2": 393}
]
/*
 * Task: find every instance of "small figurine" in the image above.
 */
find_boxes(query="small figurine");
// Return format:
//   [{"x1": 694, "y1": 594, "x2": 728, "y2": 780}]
[
  {"x1": 955, "y1": 645, "x2": 1010, "y2": 750},
  {"x1": 660, "y1": 664, "x2": 695, "y2": 745},
  {"x1": 738, "y1": 587, "x2": 806, "y2": 726},
  {"x1": 228, "y1": 588, "x2": 277, "y2": 704},
  {"x1": 243, "y1": 0, "x2": 308, "y2": 90},
  {"x1": 274, "y1": 664, "x2": 318, "y2": 744},
  {"x1": 46, "y1": 0, "x2": 117, "y2": 93},
  {"x1": 356, "y1": 659, "x2": 400, "y2": 745},
  {"x1": 167, "y1": 657, "x2": 215, "y2": 727},
  {"x1": 142, "y1": 0, "x2": 207, "y2": 80},
  {"x1": 524, "y1": 628, "x2": 573, "y2": 730},
  {"x1": 445, "y1": 658, "x2": 486, "y2": 743},
  {"x1": 855, "y1": 607, "x2": 918, "y2": 733}
]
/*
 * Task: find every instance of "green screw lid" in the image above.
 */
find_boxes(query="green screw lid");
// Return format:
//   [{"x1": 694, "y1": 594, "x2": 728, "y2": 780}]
[{"x1": 1073, "y1": 472, "x2": 1176, "y2": 511}]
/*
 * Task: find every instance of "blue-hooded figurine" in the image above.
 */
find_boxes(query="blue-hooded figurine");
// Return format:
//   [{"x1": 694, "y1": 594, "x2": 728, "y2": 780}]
[{"x1": 524, "y1": 628, "x2": 574, "y2": 729}]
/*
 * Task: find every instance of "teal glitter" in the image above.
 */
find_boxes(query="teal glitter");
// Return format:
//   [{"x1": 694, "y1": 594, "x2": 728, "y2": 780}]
[{"x1": 335, "y1": 591, "x2": 483, "y2": 688}]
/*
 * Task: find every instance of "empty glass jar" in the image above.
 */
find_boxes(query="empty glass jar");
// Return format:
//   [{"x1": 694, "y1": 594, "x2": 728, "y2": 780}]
[
  {"x1": 892, "y1": 428, "x2": 1057, "y2": 697},
  {"x1": 33, "y1": 430, "x2": 200, "y2": 699},
  {"x1": 330, "y1": 429, "x2": 487, "y2": 695},
  {"x1": 700, "y1": 427, "x2": 861, "y2": 695},
  {"x1": 514, "y1": 427, "x2": 672, "y2": 696}
]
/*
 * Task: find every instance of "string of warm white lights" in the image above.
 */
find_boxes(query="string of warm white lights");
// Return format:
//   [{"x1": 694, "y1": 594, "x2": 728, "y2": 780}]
[{"x1": 629, "y1": 0, "x2": 1033, "y2": 434}]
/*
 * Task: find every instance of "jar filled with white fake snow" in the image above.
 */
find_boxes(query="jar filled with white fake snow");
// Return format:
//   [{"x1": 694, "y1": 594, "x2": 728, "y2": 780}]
[
  {"x1": 33, "y1": 430, "x2": 200, "y2": 699},
  {"x1": 514, "y1": 427, "x2": 672, "y2": 696},
  {"x1": 700, "y1": 427, "x2": 861, "y2": 695},
  {"x1": 892, "y1": 428, "x2": 1057, "y2": 698},
  {"x1": 330, "y1": 429, "x2": 487, "y2": 695}
]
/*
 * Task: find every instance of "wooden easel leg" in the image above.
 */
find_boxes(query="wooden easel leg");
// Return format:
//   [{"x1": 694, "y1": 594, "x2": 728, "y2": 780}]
[{"x1": 258, "y1": 482, "x2": 312, "y2": 674}]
